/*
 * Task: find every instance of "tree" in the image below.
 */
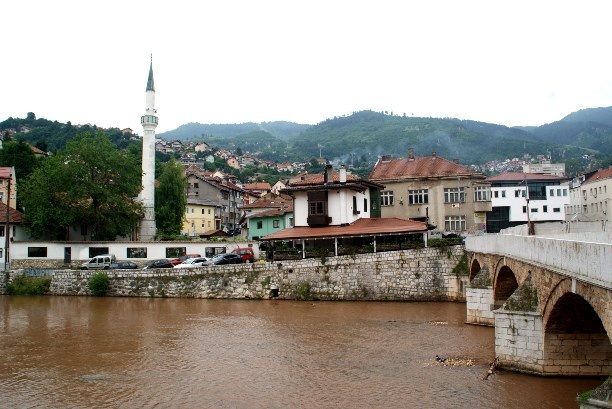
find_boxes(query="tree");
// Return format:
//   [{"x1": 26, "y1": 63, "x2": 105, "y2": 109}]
[
  {"x1": 21, "y1": 132, "x2": 143, "y2": 240},
  {"x1": 155, "y1": 159, "x2": 187, "y2": 237},
  {"x1": 0, "y1": 140, "x2": 40, "y2": 183}
]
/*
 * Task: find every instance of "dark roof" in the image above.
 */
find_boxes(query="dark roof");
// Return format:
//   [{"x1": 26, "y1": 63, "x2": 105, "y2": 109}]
[
  {"x1": 0, "y1": 203, "x2": 25, "y2": 224},
  {"x1": 486, "y1": 172, "x2": 568, "y2": 182},
  {"x1": 262, "y1": 217, "x2": 427, "y2": 241},
  {"x1": 583, "y1": 168, "x2": 612, "y2": 185},
  {"x1": 283, "y1": 170, "x2": 384, "y2": 193},
  {"x1": 241, "y1": 193, "x2": 292, "y2": 210},
  {"x1": 146, "y1": 59, "x2": 155, "y2": 92},
  {"x1": 369, "y1": 153, "x2": 478, "y2": 180}
]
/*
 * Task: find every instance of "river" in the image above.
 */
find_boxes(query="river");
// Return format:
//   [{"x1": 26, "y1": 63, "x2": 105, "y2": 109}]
[{"x1": 0, "y1": 296, "x2": 603, "y2": 408}]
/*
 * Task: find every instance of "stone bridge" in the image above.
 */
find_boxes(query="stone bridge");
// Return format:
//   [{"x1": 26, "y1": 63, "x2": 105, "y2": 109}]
[{"x1": 465, "y1": 233, "x2": 611, "y2": 376}]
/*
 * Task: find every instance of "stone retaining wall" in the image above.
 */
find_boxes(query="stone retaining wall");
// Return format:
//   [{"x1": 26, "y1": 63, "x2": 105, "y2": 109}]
[{"x1": 2, "y1": 246, "x2": 468, "y2": 301}]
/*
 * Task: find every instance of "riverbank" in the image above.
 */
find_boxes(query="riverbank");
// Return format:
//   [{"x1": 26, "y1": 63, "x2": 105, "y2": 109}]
[{"x1": 2, "y1": 246, "x2": 469, "y2": 301}]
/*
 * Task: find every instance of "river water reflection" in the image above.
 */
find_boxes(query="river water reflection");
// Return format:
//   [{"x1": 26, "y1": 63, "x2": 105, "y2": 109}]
[{"x1": 0, "y1": 296, "x2": 603, "y2": 408}]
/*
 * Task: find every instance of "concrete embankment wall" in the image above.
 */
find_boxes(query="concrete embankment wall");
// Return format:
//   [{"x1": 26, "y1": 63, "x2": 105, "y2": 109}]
[{"x1": 2, "y1": 246, "x2": 468, "y2": 301}]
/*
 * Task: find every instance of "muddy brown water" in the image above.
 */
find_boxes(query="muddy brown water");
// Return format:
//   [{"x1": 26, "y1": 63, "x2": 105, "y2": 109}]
[{"x1": 0, "y1": 297, "x2": 604, "y2": 408}]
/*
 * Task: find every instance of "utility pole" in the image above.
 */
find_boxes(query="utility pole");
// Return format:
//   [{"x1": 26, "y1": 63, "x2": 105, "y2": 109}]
[{"x1": 4, "y1": 170, "x2": 11, "y2": 271}]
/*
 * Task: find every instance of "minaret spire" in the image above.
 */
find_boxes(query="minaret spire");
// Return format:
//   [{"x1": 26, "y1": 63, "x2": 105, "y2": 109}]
[{"x1": 138, "y1": 55, "x2": 158, "y2": 240}]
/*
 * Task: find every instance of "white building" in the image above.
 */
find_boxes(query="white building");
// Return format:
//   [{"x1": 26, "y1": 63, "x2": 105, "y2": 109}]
[
  {"x1": 486, "y1": 172, "x2": 570, "y2": 233},
  {"x1": 523, "y1": 161, "x2": 566, "y2": 177}
]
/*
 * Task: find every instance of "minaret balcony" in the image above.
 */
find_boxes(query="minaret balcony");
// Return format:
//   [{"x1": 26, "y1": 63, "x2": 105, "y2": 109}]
[{"x1": 141, "y1": 115, "x2": 159, "y2": 125}]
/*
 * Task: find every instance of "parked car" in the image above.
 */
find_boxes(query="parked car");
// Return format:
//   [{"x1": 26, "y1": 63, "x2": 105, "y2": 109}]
[
  {"x1": 230, "y1": 247, "x2": 255, "y2": 263},
  {"x1": 143, "y1": 259, "x2": 174, "y2": 269},
  {"x1": 109, "y1": 261, "x2": 138, "y2": 270},
  {"x1": 174, "y1": 257, "x2": 209, "y2": 269},
  {"x1": 203, "y1": 253, "x2": 243, "y2": 266},
  {"x1": 170, "y1": 254, "x2": 202, "y2": 266},
  {"x1": 80, "y1": 254, "x2": 116, "y2": 270}
]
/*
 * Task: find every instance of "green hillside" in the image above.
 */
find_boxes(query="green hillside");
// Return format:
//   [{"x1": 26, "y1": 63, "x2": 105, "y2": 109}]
[{"x1": 159, "y1": 121, "x2": 311, "y2": 141}]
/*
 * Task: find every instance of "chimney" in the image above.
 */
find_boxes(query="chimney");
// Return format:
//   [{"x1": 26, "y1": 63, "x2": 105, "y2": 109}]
[
  {"x1": 431, "y1": 152, "x2": 437, "y2": 159},
  {"x1": 453, "y1": 158, "x2": 459, "y2": 164},
  {"x1": 381, "y1": 155, "x2": 392, "y2": 162},
  {"x1": 339, "y1": 165, "x2": 347, "y2": 183},
  {"x1": 323, "y1": 164, "x2": 332, "y2": 184},
  {"x1": 408, "y1": 148, "x2": 414, "y2": 160}
]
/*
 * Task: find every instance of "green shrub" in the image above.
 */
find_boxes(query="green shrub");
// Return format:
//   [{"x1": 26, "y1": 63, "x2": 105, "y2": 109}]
[
  {"x1": 6, "y1": 275, "x2": 51, "y2": 295},
  {"x1": 88, "y1": 272, "x2": 110, "y2": 296},
  {"x1": 452, "y1": 252, "x2": 469, "y2": 276},
  {"x1": 296, "y1": 281, "x2": 311, "y2": 301},
  {"x1": 428, "y1": 237, "x2": 464, "y2": 247}
]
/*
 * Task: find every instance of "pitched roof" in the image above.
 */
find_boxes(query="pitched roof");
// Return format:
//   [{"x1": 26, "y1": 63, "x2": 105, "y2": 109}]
[
  {"x1": 369, "y1": 153, "x2": 477, "y2": 180},
  {"x1": 243, "y1": 182, "x2": 272, "y2": 191},
  {"x1": 262, "y1": 217, "x2": 427, "y2": 241},
  {"x1": 241, "y1": 193, "x2": 292, "y2": 210},
  {"x1": 0, "y1": 167, "x2": 13, "y2": 179},
  {"x1": 0, "y1": 203, "x2": 26, "y2": 224},
  {"x1": 246, "y1": 204, "x2": 294, "y2": 219},
  {"x1": 284, "y1": 170, "x2": 384, "y2": 192},
  {"x1": 487, "y1": 172, "x2": 568, "y2": 182},
  {"x1": 583, "y1": 168, "x2": 612, "y2": 185}
]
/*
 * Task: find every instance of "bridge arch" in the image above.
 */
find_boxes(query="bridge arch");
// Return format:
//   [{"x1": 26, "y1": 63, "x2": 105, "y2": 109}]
[
  {"x1": 493, "y1": 265, "x2": 518, "y2": 309},
  {"x1": 469, "y1": 257, "x2": 481, "y2": 282},
  {"x1": 542, "y1": 291, "x2": 611, "y2": 375}
]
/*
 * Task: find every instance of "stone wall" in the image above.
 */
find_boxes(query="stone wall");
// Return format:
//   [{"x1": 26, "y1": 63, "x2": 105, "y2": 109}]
[
  {"x1": 495, "y1": 310, "x2": 545, "y2": 374},
  {"x1": 7, "y1": 246, "x2": 467, "y2": 301},
  {"x1": 543, "y1": 333, "x2": 612, "y2": 376}
]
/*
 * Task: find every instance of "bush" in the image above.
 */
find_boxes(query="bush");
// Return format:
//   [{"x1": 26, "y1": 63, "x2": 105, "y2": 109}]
[
  {"x1": 88, "y1": 272, "x2": 110, "y2": 296},
  {"x1": 295, "y1": 281, "x2": 311, "y2": 301},
  {"x1": 428, "y1": 237, "x2": 464, "y2": 247},
  {"x1": 6, "y1": 275, "x2": 51, "y2": 295}
]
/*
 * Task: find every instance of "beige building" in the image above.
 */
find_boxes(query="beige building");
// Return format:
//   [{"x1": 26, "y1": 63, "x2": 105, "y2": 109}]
[
  {"x1": 566, "y1": 167, "x2": 611, "y2": 224},
  {"x1": 369, "y1": 150, "x2": 491, "y2": 233},
  {"x1": 182, "y1": 199, "x2": 221, "y2": 236},
  {"x1": 523, "y1": 161, "x2": 566, "y2": 177},
  {"x1": 0, "y1": 166, "x2": 17, "y2": 208}
]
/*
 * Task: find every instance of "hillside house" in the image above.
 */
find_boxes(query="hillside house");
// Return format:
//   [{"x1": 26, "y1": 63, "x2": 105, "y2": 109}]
[
  {"x1": 566, "y1": 167, "x2": 611, "y2": 225},
  {"x1": 182, "y1": 199, "x2": 221, "y2": 236},
  {"x1": 240, "y1": 193, "x2": 294, "y2": 240},
  {"x1": 368, "y1": 150, "x2": 492, "y2": 234}
]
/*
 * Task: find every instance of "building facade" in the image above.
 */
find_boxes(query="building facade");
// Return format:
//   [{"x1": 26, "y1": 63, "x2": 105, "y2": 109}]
[
  {"x1": 368, "y1": 150, "x2": 491, "y2": 234},
  {"x1": 486, "y1": 172, "x2": 570, "y2": 233},
  {"x1": 565, "y1": 168, "x2": 611, "y2": 225},
  {"x1": 182, "y1": 199, "x2": 221, "y2": 236}
]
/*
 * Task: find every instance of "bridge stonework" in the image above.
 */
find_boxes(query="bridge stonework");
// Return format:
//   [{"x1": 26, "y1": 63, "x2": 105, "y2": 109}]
[{"x1": 468, "y1": 251, "x2": 611, "y2": 376}]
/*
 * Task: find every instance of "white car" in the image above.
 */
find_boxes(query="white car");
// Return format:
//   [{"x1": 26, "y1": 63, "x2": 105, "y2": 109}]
[{"x1": 174, "y1": 257, "x2": 209, "y2": 269}]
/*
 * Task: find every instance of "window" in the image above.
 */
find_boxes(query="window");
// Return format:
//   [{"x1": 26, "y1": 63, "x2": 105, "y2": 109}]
[
  {"x1": 273, "y1": 220, "x2": 280, "y2": 228},
  {"x1": 445, "y1": 216, "x2": 466, "y2": 231},
  {"x1": 563, "y1": 189, "x2": 567, "y2": 196},
  {"x1": 0, "y1": 226, "x2": 4, "y2": 236},
  {"x1": 363, "y1": 198, "x2": 368, "y2": 213},
  {"x1": 289, "y1": 217, "x2": 294, "y2": 227},
  {"x1": 309, "y1": 201, "x2": 327, "y2": 215},
  {"x1": 208, "y1": 221, "x2": 211, "y2": 227},
  {"x1": 501, "y1": 190, "x2": 506, "y2": 198},
  {"x1": 494, "y1": 191, "x2": 499, "y2": 198},
  {"x1": 543, "y1": 205, "x2": 548, "y2": 212},
  {"x1": 89, "y1": 247, "x2": 109, "y2": 257},
  {"x1": 353, "y1": 196, "x2": 359, "y2": 214},
  {"x1": 194, "y1": 183, "x2": 199, "y2": 189},
  {"x1": 256, "y1": 221, "x2": 263, "y2": 229},
  {"x1": 28, "y1": 247, "x2": 48, "y2": 257},
  {"x1": 515, "y1": 189, "x2": 526, "y2": 198},
  {"x1": 165, "y1": 247, "x2": 186, "y2": 258},
  {"x1": 473, "y1": 186, "x2": 490, "y2": 202},
  {"x1": 208, "y1": 209, "x2": 211, "y2": 214},
  {"x1": 523, "y1": 206, "x2": 527, "y2": 213},
  {"x1": 553, "y1": 208, "x2": 561, "y2": 213},
  {"x1": 380, "y1": 191, "x2": 394, "y2": 206},
  {"x1": 530, "y1": 208, "x2": 538, "y2": 213},
  {"x1": 444, "y1": 188, "x2": 465, "y2": 203},
  {"x1": 549, "y1": 189, "x2": 554, "y2": 197},
  {"x1": 202, "y1": 209, "x2": 205, "y2": 214},
  {"x1": 557, "y1": 188, "x2": 562, "y2": 196},
  {"x1": 127, "y1": 247, "x2": 147, "y2": 258},
  {"x1": 0, "y1": 192, "x2": 3, "y2": 203},
  {"x1": 191, "y1": 208, "x2": 194, "y2": 213},
  {"x1": 408, "y1": 189, "x2": 429, "y2": 204}
]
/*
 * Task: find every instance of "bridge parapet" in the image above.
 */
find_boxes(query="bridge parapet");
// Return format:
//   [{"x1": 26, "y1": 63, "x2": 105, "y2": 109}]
[{"x1": 466, "y1": 234, "x2": 611, "y2": 289}]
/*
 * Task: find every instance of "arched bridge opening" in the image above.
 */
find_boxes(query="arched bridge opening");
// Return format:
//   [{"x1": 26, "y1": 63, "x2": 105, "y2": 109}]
[
  {"x1": 544, "y1": 293, "x2": 612, "y2": 376},
  {"x1": 469, "y1": 258, "x2": 481, "y2": 282},
  {"x1": 494, "y1": 266, "x2": 518, "y2": 309}
]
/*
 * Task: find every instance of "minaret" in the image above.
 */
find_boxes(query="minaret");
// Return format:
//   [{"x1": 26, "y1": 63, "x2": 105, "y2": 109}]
[{"x1": 139, "y1": 56, "x2": 158, "y2": 240}]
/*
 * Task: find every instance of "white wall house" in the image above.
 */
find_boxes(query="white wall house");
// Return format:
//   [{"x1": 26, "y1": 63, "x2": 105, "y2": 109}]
[
  {"x1": 486, "y1": 172, "x2": 570, "y2": 233},
  {"x1": 566, "y1": 168, "x2": 611, "y2": 225},
  {"x1": 284, "y1": 165, "x2": 382, "y2": 228}
]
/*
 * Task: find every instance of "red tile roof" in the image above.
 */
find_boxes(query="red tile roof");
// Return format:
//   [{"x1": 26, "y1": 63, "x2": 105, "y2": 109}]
[
  {"x1": 0, "y1": 167, "x2": 13, "y2": 179},
  {"x1": 241, "y1": 193, "x2": 293, "y2": 210},
  {"x1": 0, "y1": 202, "x2": 26, "y2": 224},
  {"x1": 289, "y1": 171, "x2": 360, "y2": 186},
  {"x1": 583, "y1": 168, "x2": 612, "y2": 185},
  {"x1": 243, "y1": 182, "x2": 272, "y2": 191},
  {"x1": 487, "y1": 172, "x2": 568, "y2": 182},
  {"x1": 262, "y1": 217, "x2": 427, "y2": 241},
  {"x1": 369, "y1": 154, "x2": 477, "y2": 180}
]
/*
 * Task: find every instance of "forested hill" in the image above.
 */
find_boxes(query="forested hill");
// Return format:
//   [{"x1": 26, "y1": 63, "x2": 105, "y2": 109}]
[{"x1": 158, "y1": 121, "x2": 311, "y2": 141}]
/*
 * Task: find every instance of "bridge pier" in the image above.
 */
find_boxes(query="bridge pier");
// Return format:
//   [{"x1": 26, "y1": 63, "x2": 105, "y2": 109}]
[
  {"x1": 495, "y1": 309, "x2": 612, "y2": 376},
  {"x1": 466, "y1": 286, "x2": 495, "y2": 325}
]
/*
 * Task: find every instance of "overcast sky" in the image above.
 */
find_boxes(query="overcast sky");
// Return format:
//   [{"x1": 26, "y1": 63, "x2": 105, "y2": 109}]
[{"x1": 2, "y1": 1, "x2": 611, "y2": 134}]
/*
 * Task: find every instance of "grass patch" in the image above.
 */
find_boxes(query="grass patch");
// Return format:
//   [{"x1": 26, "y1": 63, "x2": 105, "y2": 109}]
[
  {"x1": 296, "y1": 281, "x2": 311, "y2": 301},
  {"x1": 7, "y1": 275, "x2": 51, "y2": 295}
]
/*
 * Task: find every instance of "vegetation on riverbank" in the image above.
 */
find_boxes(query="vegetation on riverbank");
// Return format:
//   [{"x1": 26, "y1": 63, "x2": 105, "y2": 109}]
[{"x1": 6, "y1": 274, "x2": 51, "y2": 295}]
